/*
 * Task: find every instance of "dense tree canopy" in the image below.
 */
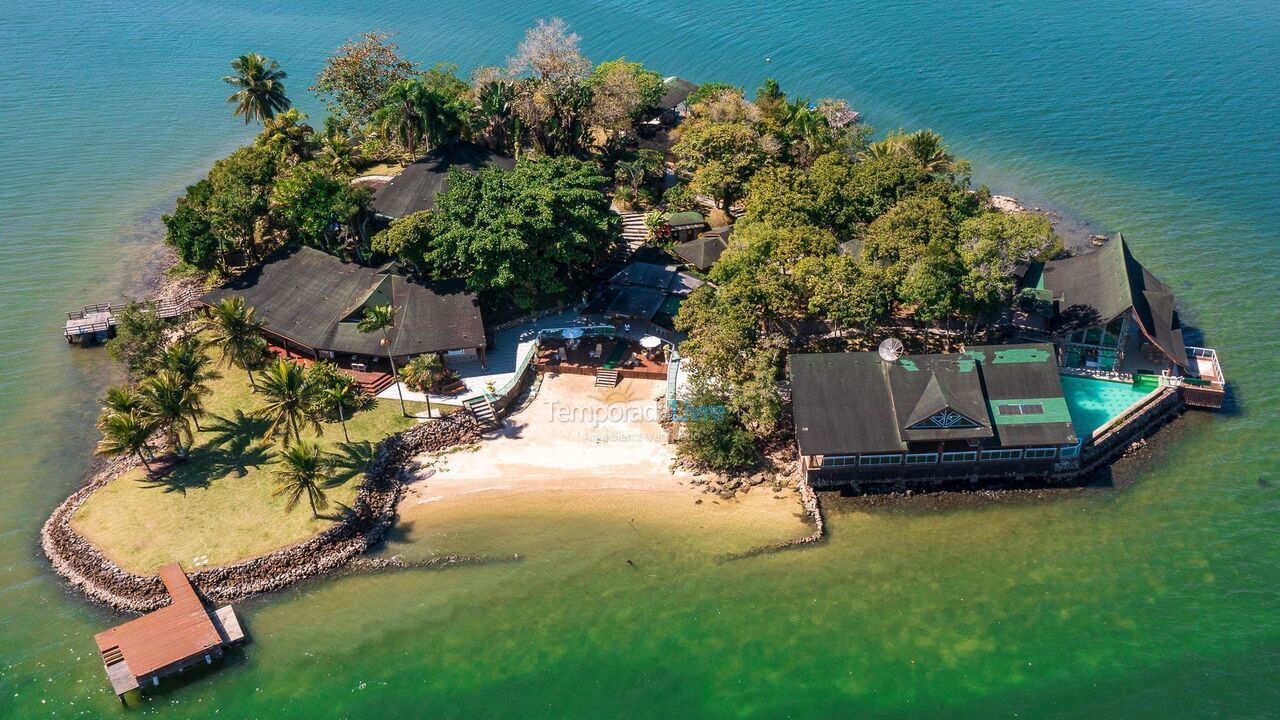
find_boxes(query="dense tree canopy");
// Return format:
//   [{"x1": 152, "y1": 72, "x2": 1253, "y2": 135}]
[
  {"x1": 311, "y1": 32, "x2": 418, "y2": 131},
  {"x1": 394, "y1": 156, "x2": 616, "y2": 311}
]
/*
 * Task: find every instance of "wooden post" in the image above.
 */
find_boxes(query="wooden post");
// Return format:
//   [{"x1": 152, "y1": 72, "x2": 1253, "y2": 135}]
[{"x1": 479, "y1": 346, "x2": 487, "y2": 370}]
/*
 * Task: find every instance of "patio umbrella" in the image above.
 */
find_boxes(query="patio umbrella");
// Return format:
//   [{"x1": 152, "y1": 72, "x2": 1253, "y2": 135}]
[
  {"x1": 562, "y1": 327, "x2": 585, "y2": 339},
  {"x1": 639, "y1": 335, "x2": 662, "y2": 349}
]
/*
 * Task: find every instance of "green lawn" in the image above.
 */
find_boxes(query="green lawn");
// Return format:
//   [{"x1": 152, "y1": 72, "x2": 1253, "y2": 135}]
[{"x1": 72, "y1": 364, "x2": 422, "y2": 574}]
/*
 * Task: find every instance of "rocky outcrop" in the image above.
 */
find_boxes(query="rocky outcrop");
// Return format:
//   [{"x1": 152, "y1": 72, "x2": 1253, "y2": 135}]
[{"x1": 42, "y1": 413, "x2": 480, "y2": 614}]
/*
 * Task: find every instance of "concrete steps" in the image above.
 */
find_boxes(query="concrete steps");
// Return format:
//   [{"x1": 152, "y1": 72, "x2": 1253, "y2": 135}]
[
  {"x1": 595, "y1": 368, "x2": 619, "y2": 388},
  {"x1": 464, "y1": 395, "x2": 499, "y2": 428}
]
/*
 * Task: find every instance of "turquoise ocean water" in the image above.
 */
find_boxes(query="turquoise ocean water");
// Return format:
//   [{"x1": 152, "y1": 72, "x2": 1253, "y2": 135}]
[{"x1": 2, "y1": 1, "x2": 1278, "y2": 717}]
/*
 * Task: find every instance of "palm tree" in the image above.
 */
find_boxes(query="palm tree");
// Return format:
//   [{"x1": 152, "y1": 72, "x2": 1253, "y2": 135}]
[
  {"x1": 223, "y1": 52, "x2": 290, "y2": 125},
  {"x1": 357, "y1": 305, "x2": 408, "y2": 417},
  {"x1": 371, "y1": 78, "x2": 429, "y2": 158},
  {"x1": 159, "y1": 335, "x2": 219, "y2": 429},
  {"x1": 202, "y1": 297, "x2": 266, "y2": 390},
  {"x1": 254, "y1": 358, "x2": 322, "y2": 446},
  {"x1": 139, "y1": 371, "x2": 201, "y2": 458},
  {"x1": 97, "y1": 410, "x2": 157, "y2": 473},
  {"x1": 271, "y1": 440, "x2": 333, "y2": 517},
  {"x1": 98, "y1": 384, "x2": 142, "y2": 429},
  {"x1": 320, "y1": 384, "x2": 353, "y2": 443},
  {"x1": 898, "y1": 130, "x2": 954, "y2": 174}
]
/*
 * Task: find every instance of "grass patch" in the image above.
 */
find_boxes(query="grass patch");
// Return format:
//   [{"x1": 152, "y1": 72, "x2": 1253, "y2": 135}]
[{"x1": 72, "y1": 363, "x2": 423, "y2": 574}]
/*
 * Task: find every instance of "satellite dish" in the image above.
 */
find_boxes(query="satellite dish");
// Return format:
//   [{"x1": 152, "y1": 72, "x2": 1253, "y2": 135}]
[{"x1": 878, "y1": 338, "x2": 904, "y2": 363}]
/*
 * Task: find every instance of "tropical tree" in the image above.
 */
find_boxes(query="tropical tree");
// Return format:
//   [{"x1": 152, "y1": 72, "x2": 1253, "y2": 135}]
[
  {"x1": 357, "y1": 305, "x2": 407, "y2": 417},
  {"x1": 98, "y1": 385, "x2": 143, "y2": 429},
  {"x1": 371, "y1": 75, "x2": 467, "y2": 159},
  {"x1": 474, "y1": 75, "x2": 519, "y2": 153},
  {"x1": 105, "y1": 301, "x2": 169, "y2": 377},
  {"x1": 158, "y1": 335, "x2": 219, "y2": 429},
  {"x1": 96, "y1": 410, "x2": 157, "y2": 473},
  {"x1": 254, "y1": 358, "x2": 323, "y2": 446},
  {"x1": 319, "y1": 385, "x2": 354, "y2": 443},
  {"x1": 311, "y1": 31, "x2": 418, "y2": 130},
  {"x1": 271, "y1": 440, "x2": 333, "y2": 517},
  {"x1": 139, "y1": 371, "x2": 201, "y2": 458},
  {"x1": 897, "y1": 130, "x2": 955, "y2": 174},
  {"x1": 202, "y1": 296, "x2": 267, "y2": 389},
  {"x1": 223, "y1": 53, "x2": 290, "y2": 125}
]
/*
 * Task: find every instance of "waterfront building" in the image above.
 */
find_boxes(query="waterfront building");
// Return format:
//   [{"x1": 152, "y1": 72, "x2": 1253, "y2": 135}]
[{"x1": 790, "y1": 344, "x2": 1082, "y2": 486}]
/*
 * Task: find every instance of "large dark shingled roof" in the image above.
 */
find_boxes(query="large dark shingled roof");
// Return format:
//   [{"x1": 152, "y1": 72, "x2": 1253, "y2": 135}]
[
  {"x1": 1037, "y1": 235, "x2": 1186, "y2": 366},
  {"x1": 203, "y1": 246, "x2": 484, "y2": 358},
  {"x1": 371, "y1": 142, "x2": 515, "y2": 219},
  {"x1": 673, "y1": 234, "x2": 728, "y2": 271},
  {"x1": 789, "y1": 343, "x2": 1076, "y2": 456},
  {"x1": 657, "y1": 77, "x2": 698, "y2": 111}
]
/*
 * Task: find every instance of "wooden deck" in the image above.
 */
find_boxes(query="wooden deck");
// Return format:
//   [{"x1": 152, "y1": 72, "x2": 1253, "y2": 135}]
[
  {"x1": 535, "y1": 338, "x2": 668, "y2": 381},
  {"x1": 267, "y1": 344, "x2": 395, "y2": 395},
  {"x1": 64, "y1": 290, "x2": 202, "y2": 342},
  {"x1": 93, "y1": 564, "x2": 243, "y2": 701}
]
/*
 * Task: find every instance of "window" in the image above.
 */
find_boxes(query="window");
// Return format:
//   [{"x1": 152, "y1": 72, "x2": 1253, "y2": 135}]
[
  {"x1": 941, "y1": 451, "x2": 977, "y2": 463},
  {"x1": 912, "y1": 409, "x2": 979, "y2": 429},
  {"x1": 997, "y1": 403, "x2": 1044, "y2": 416},
  {"x1": 1023, "y1": 447, "x2": 1057, "y2": 459},
  {"x1": 1059, "y1": 444, "x2": 1081, "y2": 458},
  {"x1": 859, "y1": 454, "x2": 902, "y2": 466},
  {"x1": 821, "y1": 455, "x2": 857, "y2": 468},
  {"x1": 906, "y1": 453, "x2": 938, "y2": 465},
  {"x1": 980, "y1": 449, "x2": 1023, "y2": 462}
]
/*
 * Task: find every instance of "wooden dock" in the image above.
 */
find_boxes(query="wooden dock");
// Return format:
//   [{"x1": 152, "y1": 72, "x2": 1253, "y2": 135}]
[{"x1": 64, "y1": 290, "x2": 202, "y2": 344}]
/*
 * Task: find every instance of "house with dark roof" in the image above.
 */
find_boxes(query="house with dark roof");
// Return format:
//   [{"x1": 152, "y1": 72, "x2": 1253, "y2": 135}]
[
  {"x1": 655, "y1": 76, "x2": 699, "y2": 123},
  {"x1": 583, "y1": 258, "x2": 702, "y2": 327},
  {"x1": 203, "y1": 246, "x2": 486, "y2": 369},
  {"x1": 673, "y1": 227, "x2": 731, "y2": 271},
  {"x1": 1016, "y1": 235, "x2": 1186, "y2": 374},
  {"x1": 370, "y1": 142, "x2": 515, "y2": 220},
  {"x1": 789, "y1": 344, "x2": 1080, "y2": 485}
]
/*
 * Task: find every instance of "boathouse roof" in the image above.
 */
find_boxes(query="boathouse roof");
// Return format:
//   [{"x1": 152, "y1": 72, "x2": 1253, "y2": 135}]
[
  {"x1": 789, "y1": 343, "x2": 1077, "y2": 456},
  {"x1": 370, "y1": 142, "x2": 515, "y2": 219},
  {"x1": 203, "y1": 246, "x2": 484, "y2": 358},
  {"x1": 1029, "y1": 235, "x2": 1186, "y2": 367}
]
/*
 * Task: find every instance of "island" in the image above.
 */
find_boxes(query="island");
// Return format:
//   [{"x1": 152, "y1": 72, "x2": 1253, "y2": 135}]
[{"x1": 44, "y1": 18, "x2": 1225, "y2": 701}]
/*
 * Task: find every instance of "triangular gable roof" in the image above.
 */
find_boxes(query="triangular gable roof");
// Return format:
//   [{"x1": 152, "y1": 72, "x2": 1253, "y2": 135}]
[
  {"x1": 902, "y1": 372, "x2": 985, "y2": 429},
  {"x1": 673, "y1": 235, "x2": 728, "y2": 270},
  {"x1": 1037, "y1": 235, "x2": 1187, "y2": 367}
]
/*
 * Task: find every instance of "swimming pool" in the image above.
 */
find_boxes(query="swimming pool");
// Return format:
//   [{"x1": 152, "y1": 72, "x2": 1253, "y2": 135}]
[{"x1": 1059, "y1": 374, "x2": 1157, "y2": 439}]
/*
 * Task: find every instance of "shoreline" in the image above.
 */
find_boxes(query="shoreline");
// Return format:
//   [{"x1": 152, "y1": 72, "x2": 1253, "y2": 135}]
[{"x1": 41, "y1": 409, "x2": 481, "y2": 613}]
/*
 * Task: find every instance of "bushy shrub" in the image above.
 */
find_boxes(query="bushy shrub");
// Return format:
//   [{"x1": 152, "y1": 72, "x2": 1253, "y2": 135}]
[{"x1": 304, "y1": 361, "x2": 373, "y2": 420}]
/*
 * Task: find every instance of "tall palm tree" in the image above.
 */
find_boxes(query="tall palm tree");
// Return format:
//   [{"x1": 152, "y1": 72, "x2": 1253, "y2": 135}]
[
  {"x1": 202, "y1": 297, "x2": 266, "y2": 390},
  {"x1": 253, "y1": 358, "x2": 322, "y2": 446},
  {"x1": 97, "y1": 410, "x2": 157, "y2": 473},
  {"x1": 357, "y1": 305, "x2": 408, "y2": 417},
  {"x1": 139, "y1": 371, "x2": 201, "y2": 458},
  {"x1": 320, "y1": 384, "x2": 353, "y2": 443},
  {"x1": 223, "y1": 52, "x2": 290, "y2": 125},
  {"x1": 98, "y1": 384, "x2": 142, "y2": 429},
  {"x1": 159, "y1": 335, "x2": 219, "y2": 429},
  {"x1": 271, "y1": 440, "x2": 333, "y2": 517}
]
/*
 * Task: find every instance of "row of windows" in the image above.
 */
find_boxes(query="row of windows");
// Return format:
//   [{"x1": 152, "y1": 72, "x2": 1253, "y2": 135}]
[{"x1": 820, "y1": 447, "x2": 1067, "y2": 466}]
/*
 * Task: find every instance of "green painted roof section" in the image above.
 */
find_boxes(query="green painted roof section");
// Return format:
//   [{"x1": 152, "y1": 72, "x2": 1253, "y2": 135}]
[
  {"x1": 990, "y1": 347, "x2": 1053, "y2": 364},
  {"x1": 898, "y1": 358, "x2": 919, "y2": 372},
  {"x1": 664, "y1": 211, "x2": 705, "y2": 227},
  {"x1": 987, "y1": 397, "x2": 1072, "y2": 425}
]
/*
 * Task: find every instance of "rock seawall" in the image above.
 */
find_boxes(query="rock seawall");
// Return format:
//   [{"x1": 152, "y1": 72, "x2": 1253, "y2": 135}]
[{"x1": 42, "y1": 413, "x2": 480, "y2": 613}]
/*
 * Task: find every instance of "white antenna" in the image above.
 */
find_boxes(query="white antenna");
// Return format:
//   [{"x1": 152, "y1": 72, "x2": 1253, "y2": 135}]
[{"x1": 878, "y1": 337, "x2": 904, "y2": 363}]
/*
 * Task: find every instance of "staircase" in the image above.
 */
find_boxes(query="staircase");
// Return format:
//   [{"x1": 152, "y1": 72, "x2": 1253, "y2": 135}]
[
  {"x1": 356, "y1": 372, "x2": 395, "y2": 396},
  {"x1": 618, "y1": 212, "x2": 649, "y2": 253},
  {"x1": 595, "y1": 368, "x2": 619, "y2": 388},
  {"x1": 464, "y1": 395, "x2": 499, "y2": 428}
]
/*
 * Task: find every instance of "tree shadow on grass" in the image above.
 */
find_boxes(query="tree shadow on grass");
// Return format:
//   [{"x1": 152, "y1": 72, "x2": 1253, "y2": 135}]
[
  {"x1": 329, "y1": 440, "x2": 376, "y2": 485},
  {"x1": 134, "y1": 411, "x2": 273, "y2": 495}
]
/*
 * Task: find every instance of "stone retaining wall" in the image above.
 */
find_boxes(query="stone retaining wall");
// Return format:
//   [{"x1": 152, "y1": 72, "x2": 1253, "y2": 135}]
[{"x1": 42, "y1": 413, "x2": 480, "y2": 614}]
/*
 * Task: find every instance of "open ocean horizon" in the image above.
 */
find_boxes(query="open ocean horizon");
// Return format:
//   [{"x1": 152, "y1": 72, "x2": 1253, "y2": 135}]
[{"x1": 1, "y1": 1, "x2": 1277, "y2": 717}]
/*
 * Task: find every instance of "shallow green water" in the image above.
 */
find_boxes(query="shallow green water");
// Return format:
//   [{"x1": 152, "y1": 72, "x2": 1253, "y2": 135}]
[
  {"x1": 1060, "y1": 375, "x2": 1156, "y2": 438},
  {"x1": 2, "y1": 1, "x2": 1278, "y2": 717}
]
